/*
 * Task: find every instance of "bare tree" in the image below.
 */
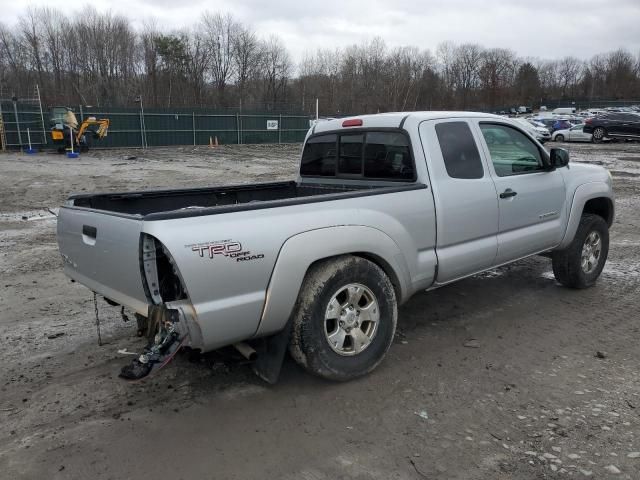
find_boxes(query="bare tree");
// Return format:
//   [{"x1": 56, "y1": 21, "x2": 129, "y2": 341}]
[
  {"x1": 259, "y1": 36, "x2": 291, "y2": 109},
  {"x1": 453, "y1": 43, "x2": 483, "y2": 109},
  {"x1": 18, "y1": 7, "x2": 46, "y2": 90},
  {"x1": 1, "y1": 7, "x2": 640, "y2": 114},
  {"x1": 232, "y1": 24, "x2": 260, "y2": 109},
  {"x1": 201, "y1": 12, "x2": 237, "y2": 104},
  {"x1": 557, "y1": 56, "x2": 583, "y2": 98},
  {"x1": 478, "y1": 48, "x2": 516, "y2": 109}
]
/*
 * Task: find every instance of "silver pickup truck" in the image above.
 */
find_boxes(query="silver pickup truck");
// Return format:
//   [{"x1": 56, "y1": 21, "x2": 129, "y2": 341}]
[{"x1": 57, "y1": 112, "x2": 614, "y2": 382}]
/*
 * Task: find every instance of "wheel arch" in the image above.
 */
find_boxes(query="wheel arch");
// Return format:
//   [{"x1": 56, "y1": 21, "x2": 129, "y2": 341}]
[
  {"x1": 583, "y1": 196, "x2": 614, "y2": 227},
  {"x1": 557, "y1": 183, "x2": 615, "y2": 249},
  {"x1": 351, "y1": 251, "x2": 402, "y2": 302},
  {"x1": 254, "y1": 226, "x2": 411, "y2": 338}
]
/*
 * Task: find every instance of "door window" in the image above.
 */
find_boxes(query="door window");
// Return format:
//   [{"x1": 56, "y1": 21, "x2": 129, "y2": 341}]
[
  {"x1": 480, "y1": 123, "x2": 544, "y2": 177},
  {"x1": 435, "y1": 121, "x2": 484, "y2": 179}
]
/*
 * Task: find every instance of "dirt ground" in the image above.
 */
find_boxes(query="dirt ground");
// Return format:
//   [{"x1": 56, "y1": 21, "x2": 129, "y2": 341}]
[{"x1": 0, "y1": 141, "x2": 639, "y2": 479}]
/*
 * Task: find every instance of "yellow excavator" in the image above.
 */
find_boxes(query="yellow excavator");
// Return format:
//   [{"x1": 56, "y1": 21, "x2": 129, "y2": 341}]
[{"x1": 50, "y1": 107, "x2": 110, "y2": 153}]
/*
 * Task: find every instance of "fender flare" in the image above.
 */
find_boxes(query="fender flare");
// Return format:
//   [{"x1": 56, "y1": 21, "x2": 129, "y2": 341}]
[
  {"x1": 557, "y1": 182, "x2": 614, "y2": 249},
  {"x1": 254, "y1": 225, "x2": 411, "y2": 337}
]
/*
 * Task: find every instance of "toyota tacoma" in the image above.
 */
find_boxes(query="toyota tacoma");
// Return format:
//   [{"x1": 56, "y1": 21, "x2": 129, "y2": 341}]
[{"x1": 57, "y1": 112, "x2": 615, "y2": 382}]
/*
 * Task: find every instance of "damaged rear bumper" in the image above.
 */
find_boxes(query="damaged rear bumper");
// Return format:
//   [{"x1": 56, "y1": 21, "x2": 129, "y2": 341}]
[{"x1": 119, "y1": 302, "x2": 202, "y2": 381}]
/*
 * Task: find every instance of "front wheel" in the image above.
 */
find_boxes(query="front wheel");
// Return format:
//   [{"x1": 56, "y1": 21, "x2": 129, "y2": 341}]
[
  {"x1": 552, "y1": 214, "x2": 609, "y2": 288},
  {"x1": 555, "y1": 134, "x2": 565, "y2": 142},
  {"x1": 592, "y1": 127, "x2": 606, "y2": 143},
  {"x1": 289, "y1": 255, "x2": 397, "y2": 381}
]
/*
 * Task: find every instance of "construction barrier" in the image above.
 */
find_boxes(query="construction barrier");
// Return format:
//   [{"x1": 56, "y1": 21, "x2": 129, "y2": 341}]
[{"x1": 0, "y1": 100, "x2": 311, "y2": 150}]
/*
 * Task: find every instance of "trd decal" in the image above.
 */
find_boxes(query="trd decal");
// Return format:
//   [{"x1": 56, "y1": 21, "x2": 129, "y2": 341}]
[
  {"x1": 192, "y1": 241, "x2": 243, "y2": 258},
  {"x1": 187, "y1": 240, "x2": 264, "y2": 262}
]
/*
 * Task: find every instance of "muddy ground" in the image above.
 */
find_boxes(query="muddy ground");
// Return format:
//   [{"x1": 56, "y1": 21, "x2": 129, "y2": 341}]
[{"x1": 0, "y1": 142, "x2": 639, "y2": 479}]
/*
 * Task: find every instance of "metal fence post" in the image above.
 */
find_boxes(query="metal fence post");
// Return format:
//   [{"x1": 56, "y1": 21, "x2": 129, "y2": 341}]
[
  {"x1": 278, "y1": 113, "x2": 282, "y2": 144},
  {"x1": 0, "y1": 102, "x2": 5, "y2": 151},
  {"x1": 139, "y1": 109, "x2": 145, "y2": 149},
  {"x1": 236, "y1": 113, "x2": 241, "y2": 145},
  {"x1": 192, "y1": 112, "x2": 196, "y2": 146},
  {"x1": 36, "y1": 84, "x2": 46, "y2": 144},
  {"x1": 12, "y1": 98, "x2": 23, "y2": 152}
]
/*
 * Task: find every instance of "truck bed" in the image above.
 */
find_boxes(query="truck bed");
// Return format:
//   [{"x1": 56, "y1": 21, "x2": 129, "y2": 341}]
[{"x1": 69, "y1": 181, "x2": 417, "y2": 220}]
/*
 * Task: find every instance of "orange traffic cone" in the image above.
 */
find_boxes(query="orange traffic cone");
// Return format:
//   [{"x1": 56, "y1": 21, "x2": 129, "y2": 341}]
[
  {"x1": 209, "y1": 136, "x2": 213, "y2": 148},
  {"x1": 214, "y1": 136, "x2": 219, "y2": 146}
]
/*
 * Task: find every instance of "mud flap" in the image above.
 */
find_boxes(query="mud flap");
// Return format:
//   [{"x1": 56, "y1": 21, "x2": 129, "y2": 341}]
[
  {"x1": 252, "y1": 318, "x2": 294, "y2": 384},
  {"x1": 119, "y1": 305, "x2": 185, "y2": 381}
]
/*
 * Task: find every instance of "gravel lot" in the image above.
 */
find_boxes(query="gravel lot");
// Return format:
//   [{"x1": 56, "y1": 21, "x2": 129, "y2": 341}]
[{"x1": 0, "y1": 141, "x2": 639, "y2": 479}]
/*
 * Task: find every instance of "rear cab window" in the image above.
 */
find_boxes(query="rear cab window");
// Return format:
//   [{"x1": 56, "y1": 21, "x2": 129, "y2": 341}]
[
  {"x1": 300, "y1": 130, "x2": 415, "y2": 181},
  {"x1": 300, "y1": 134, "x2": 337, "y2": 176}
]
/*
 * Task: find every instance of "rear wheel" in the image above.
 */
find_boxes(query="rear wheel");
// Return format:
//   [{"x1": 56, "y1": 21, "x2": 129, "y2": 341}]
[
  {"x1": 289, "y1": 255, "x2": 397, "y2": 381},
  {"x1": 552, "y1": 214, "x2": 609, "y2": 288},
  {"x1": 592, "y1": 127, "x2": 606, "y2": 143},
  {"x1": 555, "y1": 134, "x2": 565, "y2": 142}
]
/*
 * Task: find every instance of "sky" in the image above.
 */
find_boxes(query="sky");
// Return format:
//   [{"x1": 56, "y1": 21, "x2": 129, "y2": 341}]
[{"x1": 2, "y1": 0, "x2": 639, "y2": 63}]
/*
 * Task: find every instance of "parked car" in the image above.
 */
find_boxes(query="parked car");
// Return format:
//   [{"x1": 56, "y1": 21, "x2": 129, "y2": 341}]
[
  {"x1": 552, "y1": 124, "x2": 592, "y2": 142},
  {"x1": 553, "y1": 107, "x2": 576, "y2": 115},
  {"x1": 583, "y1": 112, "x2": 640, "y2": 143},
  {"x1": 536, "y1": 118, "x2": 572, "y2": 133},
  {"x1": 57, "y1": 112, "x2": 614, "y2": 383},
  {"x1": 513, "y1": 117, "x2": 551, "y2": 143}
]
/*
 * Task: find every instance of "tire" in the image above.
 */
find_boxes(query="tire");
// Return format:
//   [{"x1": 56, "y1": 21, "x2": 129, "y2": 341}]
[
  {"x1": 592, "y1": 127, "x2": 606, "y2": 143},
  {"x1": 555, "y1": 134, "x2": 565, "y2": 142},
  {"x1": 288, "y1": 255, "x2": 397, "y2": 381},
  {"x1": 552, "y1": 214, "x2": 609, "y2": 289}
]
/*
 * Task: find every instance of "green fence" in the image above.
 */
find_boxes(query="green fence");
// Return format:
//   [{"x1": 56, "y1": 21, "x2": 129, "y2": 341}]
[
  {"x1": 0, "y1": 102, "x2": 311, "y2": 150},
  {"x1": 0, "y1": 100, "x2": 47, "y2": 149}
]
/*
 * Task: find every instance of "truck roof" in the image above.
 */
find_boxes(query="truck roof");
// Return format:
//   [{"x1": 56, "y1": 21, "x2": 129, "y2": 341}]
[{"x1": 313, "y1": 111, "x2": 505, "y2": 134}]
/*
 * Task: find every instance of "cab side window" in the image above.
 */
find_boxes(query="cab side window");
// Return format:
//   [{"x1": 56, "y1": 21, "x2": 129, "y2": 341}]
[
  {"x1": 480, "y1": 123, "x2": 543, "y2": 177},
  {"x1": 435, "y1": 121, "x2": 484, "y2": 179}
]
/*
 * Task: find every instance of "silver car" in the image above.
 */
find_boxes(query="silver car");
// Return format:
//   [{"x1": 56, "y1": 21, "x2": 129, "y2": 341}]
[{"x1": 552, "y1": 124, "x2": 592, "y2": 142}]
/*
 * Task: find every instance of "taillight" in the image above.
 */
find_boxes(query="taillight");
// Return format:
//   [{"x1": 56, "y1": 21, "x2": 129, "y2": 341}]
[
  {"x1": 342, "y1": 118, "x2": 363, "y2": 127},
  {"x1": 585, "y1": 118, "x2": 592, "y2": 124}
]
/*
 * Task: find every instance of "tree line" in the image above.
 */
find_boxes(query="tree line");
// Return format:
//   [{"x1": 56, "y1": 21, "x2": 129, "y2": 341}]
[{"x1": 1, "y1": 7, "x2": 639, "y2": 114}]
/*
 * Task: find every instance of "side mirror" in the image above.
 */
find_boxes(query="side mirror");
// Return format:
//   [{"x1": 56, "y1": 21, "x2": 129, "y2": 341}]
[{"x1": 550, "y1": 148, "x2": 569, "y2": 168}]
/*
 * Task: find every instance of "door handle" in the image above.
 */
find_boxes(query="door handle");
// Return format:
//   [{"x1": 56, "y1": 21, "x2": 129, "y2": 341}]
[
  {"x1": 82, "y1": 225, "x2": 97, "y2": 245},
  {"x1": 499, "y1": 189, "x2": 517, "y2": 199}
]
